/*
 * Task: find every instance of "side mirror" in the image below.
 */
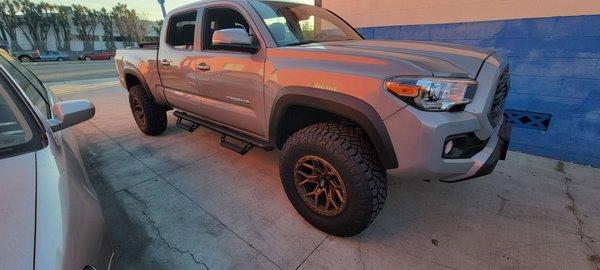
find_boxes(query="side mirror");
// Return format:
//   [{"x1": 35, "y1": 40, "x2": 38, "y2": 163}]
[
  {"x1": 212, "y1": 28, "x2": 259, "y2": 54},
  {"x1": 48, "y1": 100, "x2": 95, "y2": 132}
]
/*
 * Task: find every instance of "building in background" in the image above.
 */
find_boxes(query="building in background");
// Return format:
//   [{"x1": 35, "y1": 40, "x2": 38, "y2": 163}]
[
  {"x1": 8, "y1": 21, "x2": 159, "y2": 53},
  {"x1": 0, "y1": 2, "x2": 160, "y2": 57},
  {"x1": 322, "y1": 0, "x2": 600, "y2": 167}
]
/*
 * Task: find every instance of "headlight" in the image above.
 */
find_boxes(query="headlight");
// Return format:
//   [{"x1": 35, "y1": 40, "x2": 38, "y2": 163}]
[{"x1": 384, "y1": 77, "x2": 477, "y2": 111}]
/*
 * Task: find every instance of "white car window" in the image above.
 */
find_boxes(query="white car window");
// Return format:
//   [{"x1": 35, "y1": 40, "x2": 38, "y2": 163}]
[
  {"x1": 0, "y1": 82, "x2": 33, "y2": 151},
  {"x1": 0, "y1": 50, "x2": 51, "y2": 119}
]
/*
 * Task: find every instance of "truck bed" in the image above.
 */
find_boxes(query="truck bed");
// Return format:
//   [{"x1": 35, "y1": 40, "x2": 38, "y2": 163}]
[{"x1": 114, "y1": 46, "x2": 163, "y2": 102}]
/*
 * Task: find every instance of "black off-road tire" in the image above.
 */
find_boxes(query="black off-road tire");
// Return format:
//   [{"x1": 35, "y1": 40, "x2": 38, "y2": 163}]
[
  {"x1": 280, "y1": 122, "x2": 387, "y2": 237},
  {"x1": 128, "y1": 85, "x2": 167, "y2": 136}
]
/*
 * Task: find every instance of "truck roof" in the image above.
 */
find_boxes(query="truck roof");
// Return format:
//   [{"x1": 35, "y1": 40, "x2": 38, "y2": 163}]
[{"x1": 169, "y1": 0, "x2": 308, "y2": 16}]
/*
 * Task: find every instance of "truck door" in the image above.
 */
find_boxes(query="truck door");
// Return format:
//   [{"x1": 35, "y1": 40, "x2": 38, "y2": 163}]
[
  {"x1": 158, "y1": 10, "x2": 204, "y2": 116},
  {"x1": 195, "y1": 5, "x2": 267, "y2": 138}
]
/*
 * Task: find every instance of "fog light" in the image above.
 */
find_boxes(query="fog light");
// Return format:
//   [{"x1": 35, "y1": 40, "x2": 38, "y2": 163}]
[{"x1": 444, "y1": 140, "x2": 454, "y2": 155}]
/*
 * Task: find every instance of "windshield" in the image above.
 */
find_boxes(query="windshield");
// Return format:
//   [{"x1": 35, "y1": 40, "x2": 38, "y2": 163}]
[{"x1": 250, "y1": 1, "x2": 362, "y2": 47}]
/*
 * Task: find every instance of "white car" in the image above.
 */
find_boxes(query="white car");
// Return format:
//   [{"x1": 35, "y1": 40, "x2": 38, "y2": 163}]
[{"x1": 0, "y1": 49, "x2": 113, "y2": 270}]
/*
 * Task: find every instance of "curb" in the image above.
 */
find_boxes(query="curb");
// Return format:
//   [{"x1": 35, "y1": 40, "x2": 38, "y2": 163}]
[
  {"x1": 45, "y1": 77, "x2": 120, "y2": 87},
  {"x1": 23, "y1": 60, "x2": 114, "y2": 66}
]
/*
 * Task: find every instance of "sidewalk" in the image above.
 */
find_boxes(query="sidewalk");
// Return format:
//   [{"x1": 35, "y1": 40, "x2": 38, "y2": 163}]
[
  {"x1": 45, "y1": 77, "x2": 120, "y2": 96},
  {"x1": 60, "y1": 83, "x2": 600, "y2": 269},
  {"x1": 23, "y1": 60, "x2": 114, "y2": 67}
]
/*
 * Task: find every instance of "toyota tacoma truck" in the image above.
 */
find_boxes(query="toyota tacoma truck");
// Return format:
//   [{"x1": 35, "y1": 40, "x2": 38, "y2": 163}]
[{"x1": 115, "y1": 0, "x2": 511, "y2": 236}]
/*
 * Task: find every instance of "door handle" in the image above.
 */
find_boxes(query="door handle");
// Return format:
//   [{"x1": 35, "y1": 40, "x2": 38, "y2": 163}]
[
  {"x1": 196, "y1": 63, "x2": 211, "y2": 71},
  {"x1": 160, "y1": 59, "x2": 172, "y2": 67}
]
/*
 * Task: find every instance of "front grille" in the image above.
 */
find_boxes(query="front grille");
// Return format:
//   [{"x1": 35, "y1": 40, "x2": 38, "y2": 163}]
[{"x1": 488, "y1": 68, "x2": 510, "y2": 127}]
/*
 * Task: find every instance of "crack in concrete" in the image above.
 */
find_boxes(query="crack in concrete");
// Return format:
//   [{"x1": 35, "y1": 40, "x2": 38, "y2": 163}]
[
  {"x1": 562, "y1": 175, "x2": 600, "y2": 270},
  {"x1": 357, "y1": 236, "x2": 366, "y2": 270},
  {"x1": 497, "y1": 194, "x2": 510, "y2": 214},
  {"x1": 123, "y1": 189, "x2": 210, "y2": 269}
]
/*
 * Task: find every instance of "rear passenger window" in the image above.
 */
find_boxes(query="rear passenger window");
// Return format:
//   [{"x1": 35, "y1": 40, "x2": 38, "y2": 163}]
[{"x1": 166, "y1": 11, "x2": 198, "y2": 50}]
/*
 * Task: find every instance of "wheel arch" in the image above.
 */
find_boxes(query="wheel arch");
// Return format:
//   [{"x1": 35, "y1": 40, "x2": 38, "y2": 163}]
[
  {"x1": 269, "y1": 87, "x2": 398, "y2": 169},
  {"x1": 17, "y1": 54, "x2": 32, "y2": 60},
  {"x1": 123, "y1": 68, "x2": 155, "y2": 102}
]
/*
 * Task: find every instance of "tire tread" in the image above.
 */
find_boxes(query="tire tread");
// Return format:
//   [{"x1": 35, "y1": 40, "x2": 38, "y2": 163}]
[
  {"x1": 129, "y1": 85, "x2": 167, "y2": 136},
  {"x1": 280, "y1": 122, "x2": 387, "y2": 236}
]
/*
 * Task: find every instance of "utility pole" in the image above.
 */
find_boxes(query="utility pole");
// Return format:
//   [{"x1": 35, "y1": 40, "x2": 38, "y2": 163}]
[{"x1": 158, "y1": 0, "x2": 167, "y2": 18}]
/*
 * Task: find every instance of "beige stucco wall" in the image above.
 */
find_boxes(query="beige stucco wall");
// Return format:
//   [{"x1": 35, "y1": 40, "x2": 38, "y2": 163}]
[{"x1": 322, "y1": 0, "x2": 600, "y2": 27}]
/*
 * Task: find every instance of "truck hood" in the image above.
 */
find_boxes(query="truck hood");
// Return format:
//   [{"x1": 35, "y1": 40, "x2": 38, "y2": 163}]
[
  {"x1": 0, "y1": 152, "x2": 36, "y2": 270},
  {"x1": 292, "y1": 39, "x2": 495, "y2": 79}
]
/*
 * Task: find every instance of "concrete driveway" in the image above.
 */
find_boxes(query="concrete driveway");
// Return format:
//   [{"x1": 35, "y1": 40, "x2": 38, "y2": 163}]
[{"x1": 53, "y1": 81, "x2": 600, "y2": 270}]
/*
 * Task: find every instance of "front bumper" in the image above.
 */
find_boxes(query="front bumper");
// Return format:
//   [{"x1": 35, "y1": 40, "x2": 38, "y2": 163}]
[{"x1": 384, "y1": 106, "x2": 511, "y2": 182}]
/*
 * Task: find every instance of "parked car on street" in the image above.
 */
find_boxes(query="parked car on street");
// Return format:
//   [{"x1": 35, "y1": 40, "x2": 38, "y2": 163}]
[
  {"x1": 116, "y1": 0, "x2": 511, "y2": 236},
  {"x1": 78, "y1": 50, "x2": 116, "y2": 61},
  {"x1": 0, "y1": 49, "x2": 113, "y2": 270},
  {"x1": 38, "y1": 50, "x2": 71, "y2": 61},
  {"x1": 15, "y1": 49, "x2": 40, "y2": 62}
]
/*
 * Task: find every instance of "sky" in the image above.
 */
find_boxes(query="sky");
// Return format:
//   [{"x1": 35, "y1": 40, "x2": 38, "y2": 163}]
[{"x1": 39, "y1": 0, "x2": 314, "y2": 21}]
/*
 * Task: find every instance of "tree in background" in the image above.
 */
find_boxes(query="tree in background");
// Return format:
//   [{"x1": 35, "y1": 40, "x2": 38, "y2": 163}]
[
  {"x1": 152, "y1": 19, "x2": 163, "y2": 36},
  {"x1": 17, "y1": 0, "x2": 46, "y2": 51},
  {"x1": 0, "y1": 0, "x2": 23, "y2": 51},
  {"x1": 1, "y1": 1, "x2": 153, "y2": 52},
  {"x1": 128, "y1": 10, "x2": 150, "y2": 45},
  {"x1": 54, "y1": 5, "x2": 72, "y2": 51},
  {"x1": 112, "y1": 4, "x2": 150, "y2": 46},
  {"x1": 112, "y1": 3, "x2": 133, "y2": 47},
  {"x1": 98, "y1": 8, "x2": 116, "y2": 50},
  {"x1": 71, "y1": 4, "x2": 98, "y2": 51},
  {"x1": 38, "y1": 3, "x2": 55, "y2": 50},
  {"x1": 0, "y1": 18, "x2": 8, "y2": 43}
]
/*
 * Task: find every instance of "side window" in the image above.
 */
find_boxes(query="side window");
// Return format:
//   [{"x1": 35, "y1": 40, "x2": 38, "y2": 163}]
[
  {"x1": 202, "y1": 8, "x2": 251, "y2": 50},
  {"x1": 0, "y1": 76, "x2": 43, "y2": 158},
  {"x1": 0, "y1": 51, "x2": 50, "y2": 119},
  {"x1": 166, "y1": 11, "x2": 198, "y2": 50}
]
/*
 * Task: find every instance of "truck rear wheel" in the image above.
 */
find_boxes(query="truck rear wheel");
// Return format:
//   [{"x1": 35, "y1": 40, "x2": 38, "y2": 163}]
[
  {"x1": 280, "y1": 122, "x2": 387, "y2": 237},
  {"x1": 128, "y1": 85, "x2": 167, "y2": 136}
]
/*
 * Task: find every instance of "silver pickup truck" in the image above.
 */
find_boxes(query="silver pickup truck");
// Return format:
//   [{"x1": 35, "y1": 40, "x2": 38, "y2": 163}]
[{"x1": 115, "y1": 0, "x2": 511, "y2": 236}]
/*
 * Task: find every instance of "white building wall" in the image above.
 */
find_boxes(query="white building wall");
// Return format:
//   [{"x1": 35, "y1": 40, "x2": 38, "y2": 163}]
[{"x1": 7, "y1": 21, "x2": 159, "y2": 52}]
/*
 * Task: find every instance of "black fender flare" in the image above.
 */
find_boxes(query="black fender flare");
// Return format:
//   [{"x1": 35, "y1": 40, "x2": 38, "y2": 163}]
[
  {"x1": 269, "y1": 87, "x2": 398, "y2": 169},
  {"x1": 123, "y1": 68, "x2": 155, "y2": 101}
]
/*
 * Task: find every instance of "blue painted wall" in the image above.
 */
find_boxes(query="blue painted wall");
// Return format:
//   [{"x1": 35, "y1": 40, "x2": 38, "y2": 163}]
[{"x1": 357, "y1": 15, "x2": 600, "y2": 167}]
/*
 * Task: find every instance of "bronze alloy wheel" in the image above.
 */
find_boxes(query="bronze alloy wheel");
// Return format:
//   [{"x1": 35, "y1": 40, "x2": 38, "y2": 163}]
[
  {"x1": 131, "y1": 97, "x2": 146, "y2": 126},
  {"x1": 293, "y1": 155, "x2": 347, "y2": 216}
]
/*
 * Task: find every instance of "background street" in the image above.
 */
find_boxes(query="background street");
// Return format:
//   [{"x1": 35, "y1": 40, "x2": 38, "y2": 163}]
[
  {"x1": 25, "y1": 60, "x2": 117, "y2": 83},
  {"x1": 31, "y1": 62, "x2": 600, "y2": 270}
]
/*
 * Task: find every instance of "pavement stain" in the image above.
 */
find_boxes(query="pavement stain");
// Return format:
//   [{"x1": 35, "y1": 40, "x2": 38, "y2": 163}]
[
  {"x1": 78, "y1": 147, "x2": 167, "y2": 269},
  {"x1": 555, "y1": 161, "x2": 566, "y2": 173}
]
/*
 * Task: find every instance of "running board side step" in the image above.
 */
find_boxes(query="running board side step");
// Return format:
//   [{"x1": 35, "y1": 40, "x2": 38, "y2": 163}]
[
  {"x1": 220, "y1": 134, "x2": 253, "y2": 155},
  {"x1": 174, "y1": 111, "x2": 275, "y2": 155}
]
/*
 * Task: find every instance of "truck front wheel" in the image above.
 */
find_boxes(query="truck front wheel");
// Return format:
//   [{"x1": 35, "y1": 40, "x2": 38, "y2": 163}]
[
  {"x1": 128, "y1": 85, "x2": 167, "y2": 136},
  {"x1": 280, "y1": 122, "x2": 387, "y2": 237}
]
